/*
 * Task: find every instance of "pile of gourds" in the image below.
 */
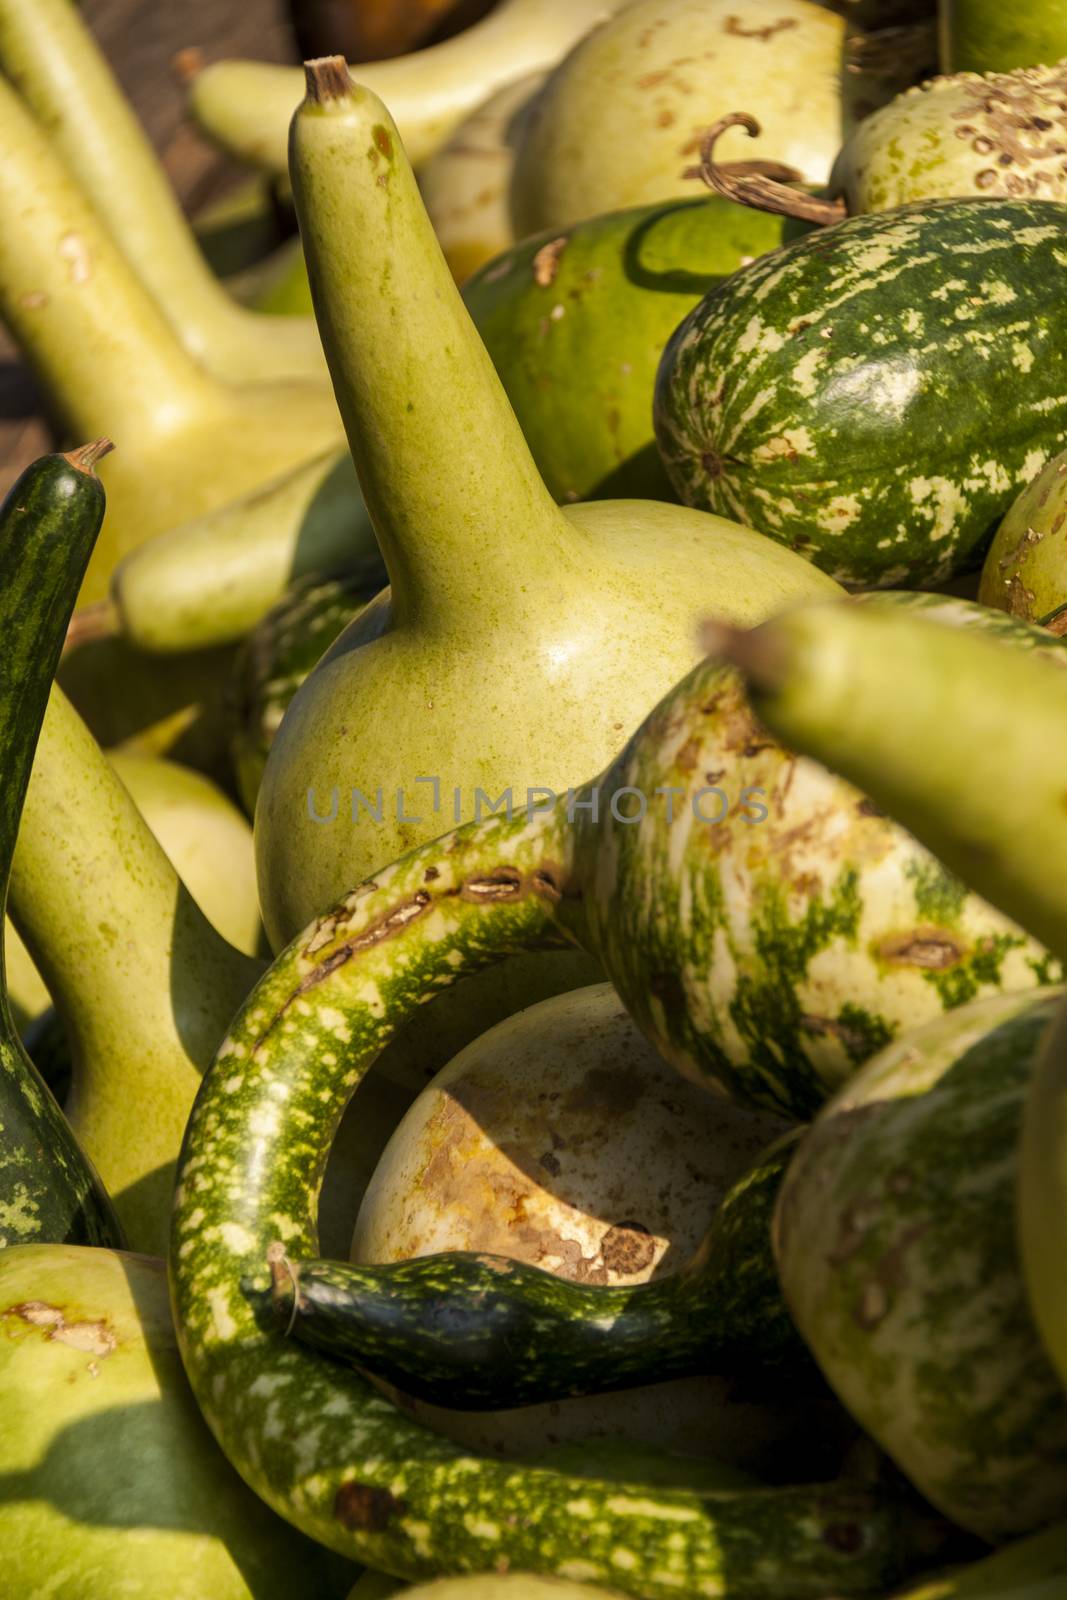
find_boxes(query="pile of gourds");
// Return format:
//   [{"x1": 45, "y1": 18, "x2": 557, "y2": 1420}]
[{"x1": 7, "y1": 0, "x2": 1067, "y2": 1594}]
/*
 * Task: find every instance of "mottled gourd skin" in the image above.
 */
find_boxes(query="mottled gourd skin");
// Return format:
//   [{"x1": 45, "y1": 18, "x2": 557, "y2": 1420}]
[
  {"x1": 940, "y1": 0, "x2": 1067, "y2": 75},
  {"x1": 574, "y1": 654, "x2": 1056, "y2": 1118},
  {"x1": 464, "y1": 197, "x2": 789, "y2": 504},
  {"x1": 980, "y1": 448, "x2": 1067, "y2": 622},
  {"x1": 830, "y1": 63, "x2": 1067, "y2": 213},
  {"x1": 857, "y1": 584, "x2": 1067, "y2": 656},
  {"x1": 655, "y1": 199, "x2": 1067, "y2": 587},
  {"x1": 774, "y1": 988, "x2": 1067, "y2": 1542},
  {"x1": 173, "y1": 682, "x2": 958, "y2": 1592},
  {"x1": 227, "y1": 573, "x2": 372, "y2": 815}
]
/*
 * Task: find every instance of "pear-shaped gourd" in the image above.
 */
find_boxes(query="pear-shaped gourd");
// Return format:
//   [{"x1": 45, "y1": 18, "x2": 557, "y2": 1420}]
[
  {"x1": 171, "y1": 654, "x2": 974, "y2": 1592},
  {"x1": 419, "y1": 71, "x2": 542, "y2": 284},
  {"x1": 0, "y1": 1246, "x2": 353, "y2": 1599},
  {"x1": 189, "y1": 0, "x2": 629, "y2": 175},
  {"x1": 351, "y1": 985, "x2": 819, "y2": 1475},
  {"x1": 109, "y1": 187, "x2": 792, "y2": 654},
  {"x1": 7, "y1": 685, "x2": 265, "y2": 1255},
  {"x1": 0, "y1": 70, "x2": 342, "y2": 605},
  {"x1": 256, "y1": 61, "x2": 842, "y2": 950},
  {"x1": 506, "y1": 0, "x2": 930, "y2": 238},
  {"x1": 0, "y1": 0, "x2": 327, "y2": 385},
  {"x1": 6, "y1": 746, "x2": 262, "y2": 1034},
  {"x1": 940, "y1": 0, "x2": 1067, "y2": 75},
  {"x1": 979, "y1": 448, "x2": 1067, "y2": 625},
  {"x1": 0, "y1": 443, "x2": 120, "y2": 1252},
  {"x1": 775, "y1": 986, "x2": 1067, "y2": 1542}
]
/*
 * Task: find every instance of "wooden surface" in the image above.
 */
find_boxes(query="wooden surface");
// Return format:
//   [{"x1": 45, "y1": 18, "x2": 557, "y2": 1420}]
[{"x1": 0, "y1": 0, "x2": 298, "y2": 495}]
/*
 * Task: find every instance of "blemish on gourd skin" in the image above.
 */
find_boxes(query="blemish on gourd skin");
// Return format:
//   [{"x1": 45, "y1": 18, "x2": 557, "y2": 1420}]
[
  {"x1": 334, "y1": 1480, "x2": 406, "y2": 1531},
  {"x1": 4, "y1": 1299, "x2": 117, "y2": 1358}
]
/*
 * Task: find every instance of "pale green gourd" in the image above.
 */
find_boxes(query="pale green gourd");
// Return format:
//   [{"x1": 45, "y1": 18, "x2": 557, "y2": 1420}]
[
  {"x1": 189, "y1": 0, "x2": 629, "y2": 176},
  {"x1": 979, "y1": 448, "x2": 1067, "y2": 625},
  {"x1": 6, "y1": 687, "x2": 265, "y2": 1254},
  {"x1": 0, "y1": 1246, "x2": 354, "y2": 1599},
  {"x1": 255, "y1": 62, "x2": 842, "y2": 953},
  {"x1": 5, "y1": 747, "x2": 262, "y2": 1035},
  {"x1": 0, "y1": 70, "x2": 343, "y2": 606},
  {"x1": 0, "y1": 0, "x2": 328, "y2": 385}
]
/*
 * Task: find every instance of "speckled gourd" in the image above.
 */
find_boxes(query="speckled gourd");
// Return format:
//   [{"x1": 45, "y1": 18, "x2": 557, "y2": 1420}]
[
  {"x1": 0, "y1": 69, "x2": 342, "y2": 606},
  {"x1": 0, "y1": 0, "x2": 327, "y2": 385},
  {"x1": 255, "y1": 63, "x2": 842, "y2": 955},
  {"x1": 507, "y1": 0, "x2": 928, "y2": 238},
  {"x1": 0, "y1": 1246, "x2": 353, "y2": 1599},
  {"x1": 654, "y1": 198, "x2": 1067, "y2": 587},
  {"x1": 979, "y1": 447, "x2": 1067, "y2": 624},
  {"x1": 189, "y1": 0, "x2": 628, "y2": 176},
  {"x1": 775, "y1": 986, "x2": 1067, "y2": 1542},
  {"x1": 171, "y1": 610, "x2": 1037, "y2": 1590}
]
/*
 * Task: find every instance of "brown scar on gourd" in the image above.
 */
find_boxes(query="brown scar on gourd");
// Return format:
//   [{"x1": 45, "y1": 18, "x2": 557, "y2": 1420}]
[
  {"x1": 532, "y1": 238, "x2": 568, "y2": 287},
  {"x1": 334, "y1": 1481, "x2": 407, "y2": 1532},
  {"x1": 853, "y1": 1220, "x2": 929, "y2": 1331},
  {"x1": 5, "y1": 1301, "x2": 117, "y2": 1357},
  {"x1": 875, "y1": 928, "x2": 965, "y2": 969}
]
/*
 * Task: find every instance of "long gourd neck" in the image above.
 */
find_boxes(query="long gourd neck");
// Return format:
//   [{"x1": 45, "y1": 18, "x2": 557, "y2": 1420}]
[
  {"x1": 0, "y1": 0, "x2": 301, "y2": 373},
  {"x1": 8, "y1": 688, "x2": 264, "y2": 1095},
  {"x1": 289, "y1": 60, "x2": 573, "y2": 629},
  {"x1": 0, "y1": 69, "x2": 220, "y2": 440}
]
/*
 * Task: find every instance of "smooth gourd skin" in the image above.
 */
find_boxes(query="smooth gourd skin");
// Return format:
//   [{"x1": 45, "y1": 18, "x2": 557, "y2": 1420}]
[
  {"x1": 0, "y1": 0, "x2": 327, "y2": 386},
  {"x1": 0, "y1": 1246, "x2": 354, "y2": 1599},
  {"x1": 189, "y1": 0, "x2": 628, "y2": 175},
  {"x1": 655, "y1": 198, "x2": 1067, "y2": 589},
  {"x1": 507, "y1": 0, "x2": 897, "y2": 238},
  {"x1": 940, "y1": 0, "x2": 1067, "y2": 73},
  {"x1": 0, "y1": 70, "x2": 342, "y2": 607},
  {"x1": 464, "y1": 197, "x2": 790, "y2": 505},
  {"x1": 889, "y1": 1521, "x2": 1067, "y2": 1598},
  {"x1": 0, "y1": 450, "x2": 120, "y2": 1252},
  {"x1": 776, "y1": 987, "x2": 1067, "y2": 1542},
  {"x1": 257, "y1": 73, "x2": 842, "y2": 951},
  {"x1": 6, "y1": 686, "x2": 265, "y2": 1256}
]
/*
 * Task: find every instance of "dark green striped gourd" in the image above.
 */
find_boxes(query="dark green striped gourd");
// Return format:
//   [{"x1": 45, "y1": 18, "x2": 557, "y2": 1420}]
[
  {"x1": 653, "y1": 199, "x2": 1067, "y2": 588},
  {"x1": 265, "y1": 1131, "x2": 809, "y2": 1407},
  {"x1": 173, "y1": 617, "x2": 1029, "y2": 1592},
  {"x1": 0, "y1": 443, "x2": 121, "y2": 1249}
]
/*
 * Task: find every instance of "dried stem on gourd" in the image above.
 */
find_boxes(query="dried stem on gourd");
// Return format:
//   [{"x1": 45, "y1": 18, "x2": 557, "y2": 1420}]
[{"x1": 685, "y1": 112, "x2": 846, "y2": 226}]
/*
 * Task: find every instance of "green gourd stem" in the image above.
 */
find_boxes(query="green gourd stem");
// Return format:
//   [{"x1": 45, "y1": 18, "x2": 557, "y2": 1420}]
[
  {"x1": 111, "y1": 447, "x2": 382, "y2": 653},
  {"x1": 171, "y1": 807, "x2": 953, "y2": 1593},
  {"x1": 266, "y1": 1131, "x2": 810, "y2": 1408},
  {"x1": 0, "y1": 443, "x2": 122, "y2": 1249},
  {"x1": 8, "y1": 685, "x2": 264, "y2": 1254},
  {"x1": 702, "y1": 604, "x2": 1067, "y2": 964},
  {"x1": 0, "y1": 67, "x2": 220, "y2": 442},
  {"x1": 0, "y1": 0, "x2": 324, "y2": 385},
  {"x1": 290, "y1": 61, "x2": 574, "y2": 626}
]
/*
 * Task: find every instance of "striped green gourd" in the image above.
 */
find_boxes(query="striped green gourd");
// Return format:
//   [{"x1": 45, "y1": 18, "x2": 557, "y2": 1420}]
[
  {"x1": 653, "y1": 199, "x2": 1067, "y2": 587},
  {"x1": 776, "y1": 986, "x2": 1067, "y2": 1542},
  {"x1": 174, "y1": 640, "x2": 1028, "y2": 1591},
  {"x1": 0, "y1": 443, "x2": 121, "y2": 1250}
]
